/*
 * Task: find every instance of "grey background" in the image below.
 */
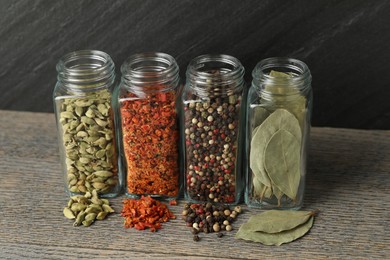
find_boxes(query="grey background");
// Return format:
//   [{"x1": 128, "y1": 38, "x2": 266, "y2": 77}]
[{"x1": 1, "y1": 0, "x2": 389, "y2": 129}]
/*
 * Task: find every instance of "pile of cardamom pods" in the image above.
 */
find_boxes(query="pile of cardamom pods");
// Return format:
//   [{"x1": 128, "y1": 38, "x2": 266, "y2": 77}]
[
  {"x1": 63, "y1": 190, "x2": 115, "y2": 227},
  {"x1": 235, "y1": 210, "x2": 315, "y2": 245}
]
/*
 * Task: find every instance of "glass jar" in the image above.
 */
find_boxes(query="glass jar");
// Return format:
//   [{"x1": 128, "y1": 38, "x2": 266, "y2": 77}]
[
  {"x1": 117, "y1": 52, "x2": 180, "y2": 199},
  {"x1": 245, "y1": 57, "x2": 312, "y2": 209},
  {"x1": 181, "y1": 54, "x2": 245, "y2": 205},
  {"x1": 53, "y1": 50, "x2": 120, "y2": 197}
]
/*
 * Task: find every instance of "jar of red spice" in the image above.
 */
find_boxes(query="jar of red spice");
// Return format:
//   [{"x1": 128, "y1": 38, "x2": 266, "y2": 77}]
[
  {"x1": 53, "y1": 50, "x2": 121, "y2": 197},
  {"x1": 181, "y1": 54, "x2": 246, "y2": 205},
  {"x1": 117, "y1": 52, "x2": 180, "y2": 199}
]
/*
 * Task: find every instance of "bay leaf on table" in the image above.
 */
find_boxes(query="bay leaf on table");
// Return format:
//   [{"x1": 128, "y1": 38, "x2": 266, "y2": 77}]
[
  {"x1": 242, "y1": 210, "x2": 313, "y2": 233},
  {"x1": 235, "y1": 215, "x2": 314, "y2": 246},
  {"x1": 264, "y1": 129, "x2": 301, "y2": 200}
]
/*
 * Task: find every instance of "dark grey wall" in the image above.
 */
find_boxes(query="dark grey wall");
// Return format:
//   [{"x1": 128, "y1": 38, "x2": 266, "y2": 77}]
[{"x1": 1, "y1": 0, "x2": 389, "y2": 129}]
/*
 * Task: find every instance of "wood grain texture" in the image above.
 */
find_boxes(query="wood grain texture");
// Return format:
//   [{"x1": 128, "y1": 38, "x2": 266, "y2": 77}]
[
  {"x1": 0, "y1": 0, "x2": 390, "y2": 129},
  {"x1": 0, "y1": 110, "x2": 389, "y2": 259}
]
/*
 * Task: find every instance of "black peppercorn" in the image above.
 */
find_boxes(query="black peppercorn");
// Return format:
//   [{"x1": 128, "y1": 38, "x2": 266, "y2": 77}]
[{"x1": 191, "y1": 228, "x2": 199, "y2": 234}]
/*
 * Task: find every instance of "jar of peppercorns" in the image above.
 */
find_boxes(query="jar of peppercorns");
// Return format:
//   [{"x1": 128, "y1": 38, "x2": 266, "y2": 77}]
[
  {"x1": 245, "y1": 57, "x2": 313, "y2": 209},
  {"x1": 53, "y1": 50, "x2": 121, "y2": 197},
  {"x1": 116, "y1": 52, "x2": 180, "y2": 199},
  {"x1": 181, "y1": 54, "x2": 245, "y2": 205}
]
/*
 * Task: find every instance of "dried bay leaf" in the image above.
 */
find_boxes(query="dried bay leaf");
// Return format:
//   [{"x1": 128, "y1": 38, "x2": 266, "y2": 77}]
[
  {"x1": 251, "y1": 106, "x2": 270, "y2": 129},
  {"x1": 250, "y1": 109, "x2": 301, "y2": 188},
  {"x1": 250, "y1": 71, "x2": 306, "y2": 206},
  {"x1": 264, "y1": 129, "x2": 301, "y2": 200},
  {"x1": 263, "y1": 71, "x2": 307, "y2": 129},
  {"x1": 269, "y1": 70, "x2": 292, "y2": 78},
  {"x1": 252, "y1": 176, "x2": 272, "y2": 199},
  {"x1": 235, "y1": 215, "x2": 314, "y2": 246},
  {"x1": 272, "y1": 185, "x2": 284, "y2": 207},
  {"x1": 250, "y1": 107, "x2": 270, "y2": 193},
  {"x1": 243, "y1": 210, "x2": 313, "y2": 233}
]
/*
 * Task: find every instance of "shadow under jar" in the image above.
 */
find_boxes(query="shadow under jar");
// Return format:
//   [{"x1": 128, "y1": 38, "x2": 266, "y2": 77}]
[
  {"x1": 245, "y1": 57, "x2": 313, "y2": 209},
  {"x1": 117, "y1": 52, "x2": 180, "y2": 199},
  {"x1": 181, "y1": 54, "x2": 245, "y2": 205},
  {"x1": 53, "y1": 50, "x2": 120, "y2": 197}
]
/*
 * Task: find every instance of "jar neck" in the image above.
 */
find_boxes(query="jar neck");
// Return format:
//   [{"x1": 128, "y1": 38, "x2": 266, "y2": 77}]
[
  {"x1": 252, "y1": 57, "x2": 312, "y2": 100},
  {"x1": 56, "y1": 50, "x2": 115, "y2": 93},
  {"x1": 120, "y1": 52, "x2": 179, "y2": 94},
  {"x1": 186, "y1": 54, "x2": 245, "y2": 97}
]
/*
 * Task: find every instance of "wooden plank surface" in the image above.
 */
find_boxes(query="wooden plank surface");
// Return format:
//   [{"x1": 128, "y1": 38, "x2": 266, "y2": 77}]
[{"x1": 0, "y1": 110, "x2": 389, "y2": 259}]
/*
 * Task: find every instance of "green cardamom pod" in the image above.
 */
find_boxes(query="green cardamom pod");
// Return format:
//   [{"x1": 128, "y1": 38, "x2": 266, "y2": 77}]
[
  {"x1": 71, "y1": 203, "x2": 87, "y2": 213},
  {"x1": 102, "y1": 204, "x2": 114, "y2": 213},
  {"x1": 75, "y1": 106, "x2": 84, "y2": 117},
  {"x1": 78, "y1": 185, "x2": 87, "y2": 193},
  {"x1": 60, "y1": 111, "x2": 74, "y2": 119},
  {"x1": 73, "y1": 210, "x2": 86, "y2": 226},
  {"x1": 63, "y1": 207, "x2": 75, "y2": 219},
  {"x1": 84, "y1": 191, "x2": 92, "y2": 199},
  {"x1": 82, "y1": 219, "x2": 94, "y2": 227},
  {"x1": 94, "y1": 170, "x2": 113, "y2": 178},
  {"x1": 67, "y1": 199, "x2": 74, "y2": 208},
  {"x1": 92, "y1": 182, "x2": 106, "y2": 190},
  {"x1": 90, "y1": 197, "x2": 103, "y2": 205},
  {"x1": 84, "y1": 207, "x2": 98, "y2": 214},
  {"x1": 96, "y1": 211, "x2": 108, "y2": 220},
  {"x1": 91, "y1": 189, "x2": 98, "y2": 198},
  {"x1": 105, "y1": 177, "x2": 118, "y2": 186},
  {"x1": 74, "y1": 99, "x2": 94, "y2": 107},
  {"x1": 85, "y1": 213, "x2": 97, "y2": 222},
  {"x1": 88, "y1": 204, "x2": 103, "y2": 213}
]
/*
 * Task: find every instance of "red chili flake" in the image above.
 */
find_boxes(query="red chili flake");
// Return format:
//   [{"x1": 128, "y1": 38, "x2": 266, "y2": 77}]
[
  {"x1": 169, "y1": 200, "x2": 177, "y2": 206},
  {"x1": 121, "y1": 196, "x2": 176, "y2": 232},
  {"x1": 120, "y1": 89, "x2": 179, "y2": 196}
]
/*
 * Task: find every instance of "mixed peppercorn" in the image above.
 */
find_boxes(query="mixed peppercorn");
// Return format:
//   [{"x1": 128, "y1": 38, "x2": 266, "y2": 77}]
[
  {"x1": 183, "y1": 95, "x2": 242, "y2": 204},
  {"x1": 182, "y1": 202, "x2": 242, "y2": 241}
]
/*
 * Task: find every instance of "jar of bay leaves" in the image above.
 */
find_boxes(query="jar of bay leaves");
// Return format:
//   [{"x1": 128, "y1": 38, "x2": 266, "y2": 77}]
[
  {"x1": 116, "y1": 52, "x2": 180, "y2": 199},
  {"x1": 53, "y1": 50, "x2": 121, "y2": 198},
  {"x1": 181, "y1": 54, "x2": 245, "y2": 205},
  {"x1": 245, "y1": 57, "x2": 312, "y2": 209}
]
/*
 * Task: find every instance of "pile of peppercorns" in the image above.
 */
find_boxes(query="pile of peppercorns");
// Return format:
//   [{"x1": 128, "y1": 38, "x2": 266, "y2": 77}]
[
  {"x1": 184, "y1": 95, "x2": 241, "y2": 204},
  {"x1": 182, "y1": 202, "x2": 242, "y2": 241}
]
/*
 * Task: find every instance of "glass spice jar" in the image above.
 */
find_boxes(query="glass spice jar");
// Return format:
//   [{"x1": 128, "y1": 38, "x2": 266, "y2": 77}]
[
  {"x1": 245, "y1": 57, "x2": 313, "y2": 209},
  {"x1": 53, "y1": 50, "x2": 121, "y2": 197},
  {"x1": 117, "y1": 52, "x2": 180, "y2": 199},
  {"x1": 181, "y1": 54, "x2": 245, "y2": 205}
]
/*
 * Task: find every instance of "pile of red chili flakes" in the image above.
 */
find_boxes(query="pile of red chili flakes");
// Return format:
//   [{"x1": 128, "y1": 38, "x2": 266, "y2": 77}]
[{"x1": 121, "y1": 196, "x2": 176, "y2": 232}]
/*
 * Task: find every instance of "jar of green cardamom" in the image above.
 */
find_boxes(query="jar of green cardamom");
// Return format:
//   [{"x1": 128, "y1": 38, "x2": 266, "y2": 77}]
[
  {"x1": 53, "y1": 50, "x2": 121, "y2": 197},
  {"x1": 245, "y1": 57, "x2": 313, "y2": 209}
]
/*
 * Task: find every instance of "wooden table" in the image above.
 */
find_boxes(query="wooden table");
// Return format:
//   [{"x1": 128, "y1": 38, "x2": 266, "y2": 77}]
[{"x1": 0, "y1": 110, "x2": 388, "y2": 259}]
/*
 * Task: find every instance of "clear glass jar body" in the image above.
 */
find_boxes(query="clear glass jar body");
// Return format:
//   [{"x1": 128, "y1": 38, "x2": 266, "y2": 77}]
[
  {"x1": 53, "y1": 50, "x2": 120, "y2": 197},
  {"x1": 117, "y1": 52, "x2": 180, "y2": 199},
  {"x1": 245, "y1": 57, "x2": 312, "y2": 209},
  {"x1": 181, "y1": 54, "x2": 245, "y2": 205}
]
